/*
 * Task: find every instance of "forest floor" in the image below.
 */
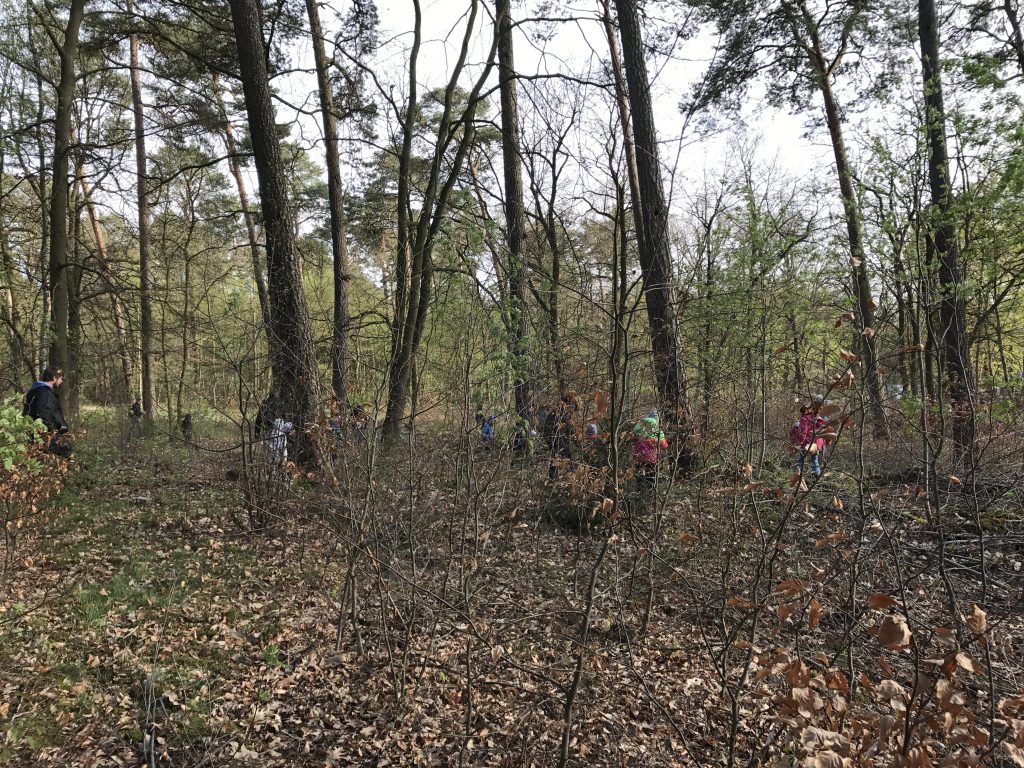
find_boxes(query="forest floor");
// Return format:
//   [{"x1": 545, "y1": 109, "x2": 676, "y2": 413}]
[{"x1": 2, "y1": 415, "x2": 1024, "y2": 767}]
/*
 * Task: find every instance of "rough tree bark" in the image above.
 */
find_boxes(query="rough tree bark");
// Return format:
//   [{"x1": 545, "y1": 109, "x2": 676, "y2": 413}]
[
  {"x1": 918, "y1": 0, "x2": 975, "y2": 465},
  {"x1": 43, "y1": 0, "x2": 86, "y2": 403},
  {"x1": 612, "y1": 0, "x2": 685, "y2": 412},
  {"x1": 612, "y1": 0, "x2": 698, "y2": 470},
  {"x1": 496, "y1": 0, "x2": 530, "y2": 423},
  {"x1": 127, "y1": 0, "x2": 156, "y2": 420},
  {"x1": 229, "y1": 0, "x2": 323, "y2": 465}
]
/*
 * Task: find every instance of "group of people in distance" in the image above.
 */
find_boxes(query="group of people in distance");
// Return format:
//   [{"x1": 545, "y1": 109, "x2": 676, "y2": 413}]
[
  {"x1": 476, "y1": 394, "x2": 671, "y2": 480},
  {"x1": 17, "y1": 366, "x2": 830, "y2": 491},
  {"x1": 19, "y1": 365, "x2": 199, "y2": 461}
]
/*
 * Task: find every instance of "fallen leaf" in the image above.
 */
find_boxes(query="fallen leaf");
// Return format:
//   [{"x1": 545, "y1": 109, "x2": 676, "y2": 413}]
[
  {"x1": 868, "y1": 593, "x2": 897, "y2": 610},
  {"x1": 878, "y1": 614, "x2": 912, "y2": 650},
  {"x1": 897, "y1": 343, "x2": 925, "y2": 353},
  {"x1": 808, "y1": 598, "x2": 821, "y2": 629},
  {"x1": 966, "y1": 604, "x2": 987, "y2": 638}
]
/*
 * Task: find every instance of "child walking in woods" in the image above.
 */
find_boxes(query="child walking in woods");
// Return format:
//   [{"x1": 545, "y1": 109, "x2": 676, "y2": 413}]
[
  {"x1": 481, "y1": 415, "x2": 495, "y2": 449},
  {"x1": 632, "y1": 410, "x2": 668, "y2": 476},
  {"x1": 790, "y1": 401, "x2": 827, "y2": 479},
  {"x1": 583, "y1": 422, "x2": 607, "y2": 467},
  {"x1": 265, "y1": 416, "x2": 293, "y2": 486},
  {"x1": 128, "y1": 399, "x2": 144, "y2": 439}
]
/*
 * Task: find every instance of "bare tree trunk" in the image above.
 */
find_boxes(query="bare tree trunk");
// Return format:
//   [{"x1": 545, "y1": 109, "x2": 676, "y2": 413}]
[
  {"x1": 213, "y1": 74, "x2": 272, "y2": 340},
  {"x1": 229, "y1": 0, "x2": 323, "y2": 465},
  {"x1": 382, "y1": 0, "x2": 498, "y2": 440},
  {"x1": 602, "y1": 0, "x2": 646, "y2": 263},
  {"x1": 66, "y1": 195, "x2": 83, "y2": 419},
  {"x1": 128, "y1": 0, "x2": 155, "y2": 418},
  {"x1": 45, "y1": 0, "x2": 85, "y2": 410},
  {"x1": 818, "y1": 76, "x2": 887, "y2": 435},
  {"x1": 539, "y1": 200, "x2": 564, "y2": 394},
  {"x1": 0, "y1": 146, "x2": 33, "y2": 378},
  {"x1": 78, "y1": 157, "x2": 134, "y2": 402},
  {"x1": 34, "y1": 61, "x2": 49, "y2": 378},
  {"x1": 176, "y1": 260, "x2": 191, "y2": 424},
  {"x1": 305, "y1": 0, "x2": 350, "y2": 408},
  {"x1": 793, "y1": 0, "x2": 887, "y2": 436},
  {"x1": 612, "y1": 0, "x2": 685, "y2": 411},
  {"x1": 918, "y1": 0, "x2": 975, "y2": 467},
  {"x1": 613, "y1": 0, "x2": 696, "y2": 470},
  {"x1": 382, "y1": 0, "x2": 422, "y2": 441},
  {"x1": 496, "y1": 0, "x2": 530, "y2": 423}
]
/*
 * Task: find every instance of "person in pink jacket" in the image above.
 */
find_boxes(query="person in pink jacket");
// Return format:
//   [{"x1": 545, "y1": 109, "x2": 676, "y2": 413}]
[
  {"x1": 790, "y1": 402, "x2": 826, "y2": 478},
  {"x1": 632, "y1": 410, "x2": 668, "y2": 476}
]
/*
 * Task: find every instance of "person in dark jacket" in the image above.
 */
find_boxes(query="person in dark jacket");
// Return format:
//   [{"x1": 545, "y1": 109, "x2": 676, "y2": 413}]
[
  {"x1": 128, "y1": 398, "x2": 144, "y2": 437},
  {"x1": 546, "y1": 396, "x2": 576, "y2": 479},
  {"x1": 22, "y1": 367, "x2": 72, "y2": 458}
]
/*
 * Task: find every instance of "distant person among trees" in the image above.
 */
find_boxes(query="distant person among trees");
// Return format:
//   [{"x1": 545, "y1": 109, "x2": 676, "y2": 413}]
[
  {"x1": 481, "y1": 414, "x2": 495, "y2": 449},
  {"x1": 129, "y1": 398, "x2": 144, "y2": 437},
  {"x1": 328, "y1": 399, "x2": 343, "y2": 457},
  {"x1": 265, "y1": 415, "x2": 293, "y2": 485},
  {"x1": 790, "y1": 401, "x2": 827, "y2": 479},
  {"x1": 583, "y1": 421, "x2": 606, "y2": 467},
  {"x1": 632, "y1": 410, "x2": 667, "y2": 477},
  {"x1": 512, "y1": 421, "x2": 535, "y2": 458},
  {"x1": 351, "y1": 404, "x2": 369, "y2": 445},
  {"x1": 22, "y1": 367, "x2": 72, "y2": 458},
  {"x1": 546, "y1": 395, "x2": 576, "y2": 479},
  {"x1": 181, "y1": 413, "x2": 193, "y2": 444}
]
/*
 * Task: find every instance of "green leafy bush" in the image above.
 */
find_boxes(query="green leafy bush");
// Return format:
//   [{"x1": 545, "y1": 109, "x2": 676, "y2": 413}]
[{"x1": 0, "y1": 396, "x2": 43, "y2": 471}]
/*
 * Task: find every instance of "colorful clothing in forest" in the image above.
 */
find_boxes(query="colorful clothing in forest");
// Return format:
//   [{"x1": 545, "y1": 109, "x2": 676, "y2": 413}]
[{"x1": 632, "y1": 414, "x2": 668, "y2": 467}]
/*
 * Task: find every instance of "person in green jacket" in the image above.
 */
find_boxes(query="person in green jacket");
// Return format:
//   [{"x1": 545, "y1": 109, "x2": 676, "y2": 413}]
[{"x1": 632, "y1": 409, "x2": 667, "y2": 476}]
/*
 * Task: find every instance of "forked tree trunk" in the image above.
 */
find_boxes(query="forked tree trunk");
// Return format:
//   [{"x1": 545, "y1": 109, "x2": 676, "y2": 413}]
[{"x1": 383, "y1": 0, "x2": 497, "y2": 440}]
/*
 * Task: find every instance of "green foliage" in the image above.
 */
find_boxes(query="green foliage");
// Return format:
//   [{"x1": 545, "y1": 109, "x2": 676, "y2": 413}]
[{"x1": 0, "y1": 396, "x2": 43, "y2": 471}]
